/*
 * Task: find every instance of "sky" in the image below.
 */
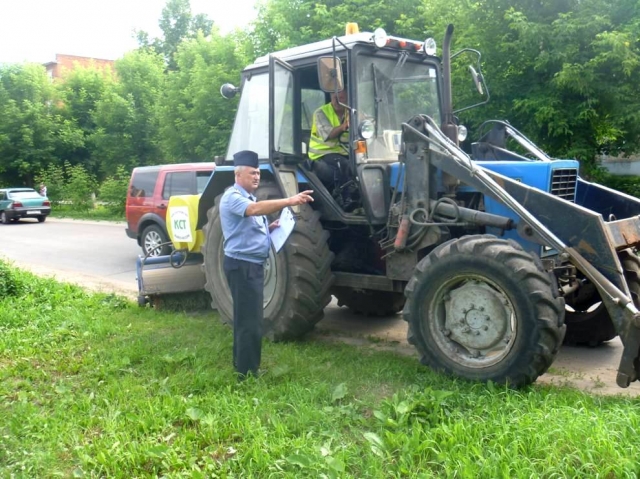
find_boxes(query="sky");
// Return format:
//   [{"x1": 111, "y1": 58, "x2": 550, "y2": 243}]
[{"x1": 0, "y1": 0, "x2": 258, "y2": 64}]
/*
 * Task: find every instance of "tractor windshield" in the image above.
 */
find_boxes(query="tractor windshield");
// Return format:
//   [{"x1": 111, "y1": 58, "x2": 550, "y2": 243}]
[{"x1": 356, "y1": 54, "x2": 440, "y2": 161}]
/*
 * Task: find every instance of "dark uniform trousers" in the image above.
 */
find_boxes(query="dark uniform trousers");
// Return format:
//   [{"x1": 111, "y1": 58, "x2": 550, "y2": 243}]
[{"x1": 223, "y1": 255, "x2": 264, "y2": 376}]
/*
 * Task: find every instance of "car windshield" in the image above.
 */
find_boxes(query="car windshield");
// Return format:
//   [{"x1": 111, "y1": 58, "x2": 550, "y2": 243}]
[
  {"x1": 9, "y1": 190, "x2": 41, "y2": 199},
  {"x1": 356, "y1": 54, "x2": 440, "y2": 161}
]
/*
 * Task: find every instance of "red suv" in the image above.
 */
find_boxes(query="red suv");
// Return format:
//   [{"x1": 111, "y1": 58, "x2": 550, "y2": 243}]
[{"x1": 125, "y1": 162, "x2": 215, "y2": 256}]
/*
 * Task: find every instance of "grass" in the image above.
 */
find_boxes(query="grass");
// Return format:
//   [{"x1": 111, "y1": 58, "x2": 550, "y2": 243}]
[
  {"x1": 49, "y1": 204, "x2": 125, "y2": 222},
  {"x1": 1, "y1": 261, "x2": 640, "y2": 478}
]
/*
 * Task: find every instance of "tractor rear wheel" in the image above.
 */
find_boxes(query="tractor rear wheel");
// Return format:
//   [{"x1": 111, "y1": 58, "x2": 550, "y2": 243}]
[
  {"x1": 202, "y1": 181, "x2": 334, "y2": 341},
  {"x1": 333, "y1": 287, "x2": 405, "y2": 317},
  {"x1": 404, "y1": 235, "x2": 565, "y2": 387},
  {"x1": 620, "y1": 249, "x2": 640, "y2": 307},
  {"x1": 562, "y1": 285, "x2": 615, "y2": 346},
  {"x1": 563, "y1": 249, "x2": 640, "y2": 346}
]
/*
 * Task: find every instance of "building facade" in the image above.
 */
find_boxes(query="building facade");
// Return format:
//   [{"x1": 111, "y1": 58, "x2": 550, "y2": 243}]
[{"x1": 43, "y1": 54, "x2": 114, "y2": 80}]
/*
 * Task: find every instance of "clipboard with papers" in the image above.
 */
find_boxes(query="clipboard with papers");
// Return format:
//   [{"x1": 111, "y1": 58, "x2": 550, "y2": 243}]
[{"x1": 270, "y1": 207, "x2": 296, "y2": 253}]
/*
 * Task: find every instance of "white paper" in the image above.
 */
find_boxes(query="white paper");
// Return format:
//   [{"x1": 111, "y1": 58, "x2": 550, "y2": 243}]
[{"x1": 270, "y1": 207, "x2": 296, "y2": 253}]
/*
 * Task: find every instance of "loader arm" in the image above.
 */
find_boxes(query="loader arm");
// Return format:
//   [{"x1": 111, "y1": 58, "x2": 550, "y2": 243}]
[{"x1": 402, "y1": 114, "x2": 640, "y2": 387}]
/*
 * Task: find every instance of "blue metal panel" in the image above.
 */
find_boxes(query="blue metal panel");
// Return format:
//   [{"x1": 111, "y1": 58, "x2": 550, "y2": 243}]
[
  {"x1": 388, "y1": 162, "x2": 404, "y2": 191},
  {"x1": 477, "y1": 159, "x2": 579, "y2": 254}
]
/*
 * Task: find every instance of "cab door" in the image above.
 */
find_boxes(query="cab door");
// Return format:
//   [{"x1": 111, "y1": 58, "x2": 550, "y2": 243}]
[
  {"x1": 268, "y1": 55, "x2": 300, "y2": 200},
  {"x1": 269, "y1": 55, "x2": 296, "y2": 163}
]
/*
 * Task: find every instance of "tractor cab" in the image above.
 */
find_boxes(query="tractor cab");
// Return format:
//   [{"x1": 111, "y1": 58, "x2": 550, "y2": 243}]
[{"x1": 218, "y1": 27, "x2": 447, "y2": 225}]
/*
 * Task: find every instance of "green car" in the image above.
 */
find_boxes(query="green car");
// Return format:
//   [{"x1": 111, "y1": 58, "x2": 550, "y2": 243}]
[{"x1": 0, "y1": 188, "x2": 51, "y2": 224}]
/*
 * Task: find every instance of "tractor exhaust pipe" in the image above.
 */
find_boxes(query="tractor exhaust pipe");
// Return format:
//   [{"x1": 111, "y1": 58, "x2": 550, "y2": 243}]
[
  {"x1": 440, "y1": 24, "x2": 460, "y2": 192},
  {"x1": 441, "y1": 24, "x2": 458, "y2": 144}
]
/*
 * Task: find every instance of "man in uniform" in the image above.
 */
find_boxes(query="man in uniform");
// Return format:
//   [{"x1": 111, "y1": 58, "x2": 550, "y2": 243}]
[{"x1": 220, "y1": 150, "x2": 314, "y2": 379}]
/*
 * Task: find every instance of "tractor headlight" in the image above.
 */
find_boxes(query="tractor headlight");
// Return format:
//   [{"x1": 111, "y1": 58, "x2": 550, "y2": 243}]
[
  {"x1": 359, "y1": 120, "x2": 375, "y2": 139},
  {"x1": 458, "y1": 125, "x2": 468, "y2": 142},
  {"x1": 373, "y1": 28, "x2": 388, "y2": 48},
  {"x1": 423, "y1": 37, "x2": 436, "y2": 56}
]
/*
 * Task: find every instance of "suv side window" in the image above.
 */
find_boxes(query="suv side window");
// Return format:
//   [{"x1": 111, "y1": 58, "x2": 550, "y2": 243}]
[
  {"x1": 162, "y1": 171, "x2": 194, "y2": 199},
  {"x1": 130, "y1": 170, "x2": 159, "y2": 198},
  {"x1": 0, "y1": 191, "x2": 6, "y2": 201},
  {"x1": 196, "y1": 171, "x2": 213, "y2": 194}
]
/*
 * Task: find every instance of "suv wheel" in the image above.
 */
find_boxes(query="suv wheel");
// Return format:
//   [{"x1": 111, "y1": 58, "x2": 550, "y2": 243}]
[{"x1": 142, "y1": 224, "x2": 171, "y2": 257}]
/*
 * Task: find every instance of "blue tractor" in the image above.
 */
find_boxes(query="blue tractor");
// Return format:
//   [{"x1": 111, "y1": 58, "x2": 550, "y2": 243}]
[{"x1": 197, "y1": 25, "x2": 640, "y2": 388}]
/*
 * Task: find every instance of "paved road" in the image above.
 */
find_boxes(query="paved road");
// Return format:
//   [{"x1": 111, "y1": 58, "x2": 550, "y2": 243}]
[
  {"x1": 1, "y1": 217, "x2": 638, "y2": 395},
  {"x1": 0, "y1": 218, "x2": 140, "y2": 294}
]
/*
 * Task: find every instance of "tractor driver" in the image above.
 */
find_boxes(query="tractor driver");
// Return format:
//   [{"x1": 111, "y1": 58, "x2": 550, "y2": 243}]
[{"x1": 308, "y1": 89, "x2": 356, "y2": 209}]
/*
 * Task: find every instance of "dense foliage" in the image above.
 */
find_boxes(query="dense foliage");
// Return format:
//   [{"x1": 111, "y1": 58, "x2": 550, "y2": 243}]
[{"x1": 2, "y1": 0, "x2": 640, "y2": 190}]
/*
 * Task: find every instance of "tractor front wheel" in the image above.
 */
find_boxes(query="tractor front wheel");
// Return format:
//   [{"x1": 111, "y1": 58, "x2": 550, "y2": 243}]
[{"x1": 404, "y1": 235, "x2": 565, "y2": 387}]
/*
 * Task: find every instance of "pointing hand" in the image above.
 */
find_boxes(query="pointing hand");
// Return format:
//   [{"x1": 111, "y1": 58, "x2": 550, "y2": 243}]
[{"x1": 289, "y1": 190, "x2": 314, "y2": 206}]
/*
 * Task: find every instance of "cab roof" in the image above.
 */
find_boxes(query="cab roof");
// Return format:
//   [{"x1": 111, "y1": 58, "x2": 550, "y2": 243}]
[{"x1": 249, "y1": 32, "x2": 380, "y2": 70}]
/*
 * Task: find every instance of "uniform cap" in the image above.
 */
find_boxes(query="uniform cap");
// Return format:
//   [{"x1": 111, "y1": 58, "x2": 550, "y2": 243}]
[{"x1": 233, "y1": 150, "x2": 259, "y2": 168}]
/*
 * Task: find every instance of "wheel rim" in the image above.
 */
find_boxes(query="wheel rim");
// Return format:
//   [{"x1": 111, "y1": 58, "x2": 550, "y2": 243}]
[
  {"x1": 144, "y1": 230, "x2": 163, "y2": 256},
  {"x1": 426, "y1": 275, "x2": 517, "y2": 368}
]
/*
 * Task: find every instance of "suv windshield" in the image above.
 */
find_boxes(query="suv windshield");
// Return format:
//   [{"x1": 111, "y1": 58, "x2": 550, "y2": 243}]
[{"x1": 356, "y1": 54, "x2": 440, "y2": 161}]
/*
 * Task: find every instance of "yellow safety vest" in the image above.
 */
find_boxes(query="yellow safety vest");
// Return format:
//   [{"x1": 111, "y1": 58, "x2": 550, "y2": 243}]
[{"x1": 309, "y1": 103, "x2": 349, "y2": 160}]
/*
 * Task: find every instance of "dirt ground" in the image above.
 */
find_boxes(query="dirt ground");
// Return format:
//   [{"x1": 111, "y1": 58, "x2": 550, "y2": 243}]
[{"x1": 5, "y1": 257, "x2": 640, "y2": 397}]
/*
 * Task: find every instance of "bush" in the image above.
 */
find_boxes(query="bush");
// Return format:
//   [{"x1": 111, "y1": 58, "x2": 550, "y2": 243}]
[
  {"x1": 64, "y1": 162, "x2": 96, "y2": 211},
  {"x1": 0, "y1": 261, "x2": 25, "y2": 300},
  {"x1": 98, "y1": 166, "x2": 130, "y2": 215},
  {"x1": 35, "y1": 165, "x2": 66, "y2": 206},
  {"x1": 597, "y1": 174, "x2": 640, "y2": 198}
]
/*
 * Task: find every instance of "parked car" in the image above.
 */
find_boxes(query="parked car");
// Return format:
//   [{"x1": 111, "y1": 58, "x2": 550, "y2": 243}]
[
  {"x1": 0, "y1": 188, "x2": 51, "y2": 224},
  {"x1": 126, "y1": 162, "x2": 216, "y2": 256}
]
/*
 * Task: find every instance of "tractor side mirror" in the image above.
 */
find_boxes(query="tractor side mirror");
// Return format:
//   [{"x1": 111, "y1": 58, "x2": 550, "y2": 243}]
[
  {"x1": 220, "y1": 83, "x2": 239, "y2": 99},
  {"x1": 317, "y1": 56, "x2": 344, "y2": 93},
  {"x1": 469, "y1": 65, "x2": 484, "y2": 96}
]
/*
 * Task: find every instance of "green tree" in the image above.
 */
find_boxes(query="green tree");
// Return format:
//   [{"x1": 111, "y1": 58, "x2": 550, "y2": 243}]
[
  {"x1": 0, "y1": 64, "x2": 63, "y2": 185},
  {"x1": 55, "y1": 66, "x2": 113, "y2": 178},
  {"x1": 91, "y1": 50, "x2": 165, "y2": 176},
  {"x1": 413, "y1": 0, "x2": 640, "y2": 170},
  {"x1": 252, "y1": 0, "x2": 423, "y2": 56},
  {"x1": 158, "y1": 29, "x2": 251, "y2": 160},
  {"x1": 137, "y1": 0, "x2": 214, "y2": 70}
]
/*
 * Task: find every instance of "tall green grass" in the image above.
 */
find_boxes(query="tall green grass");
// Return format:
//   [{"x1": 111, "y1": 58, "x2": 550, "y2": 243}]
[
  {"x1": 1, "y1": 260, "x2": 639, "y2": 478},
  {"x1": 49, "y1": 204, "x2": 125, "y2": 222}
]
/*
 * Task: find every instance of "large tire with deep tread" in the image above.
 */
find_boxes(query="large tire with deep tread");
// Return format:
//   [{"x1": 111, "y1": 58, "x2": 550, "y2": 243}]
[
  {"x1": 620, "y1": 249, "x2": 640, "y2": 307},
  {"x1": 202, "y1": 181, "x2": 335, "y2": 341},
  {"x1": 563, "y1": 249, "x2": 640, "y2": 346},
  {"x1": 562, "y1": 287, "x2": 616, "y2": 346},
  {"x1": 333, "y1": 287, "x2": 405, "y2": 317},
  {"x1": 403, "y1": 235, "x2": 565, "y2": 387}
]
